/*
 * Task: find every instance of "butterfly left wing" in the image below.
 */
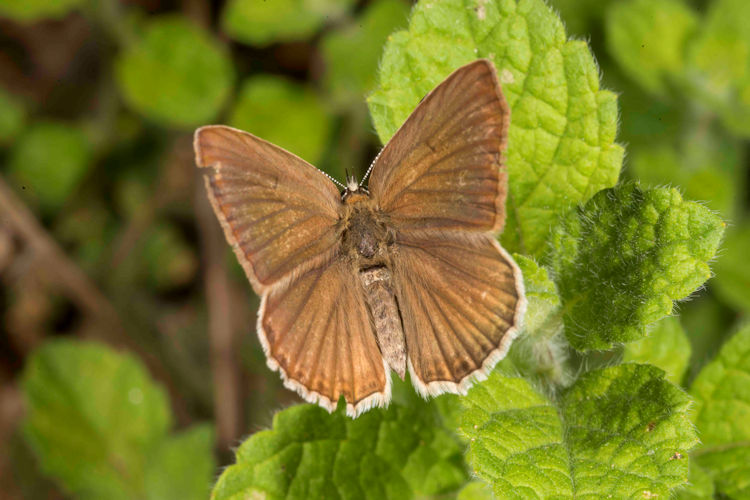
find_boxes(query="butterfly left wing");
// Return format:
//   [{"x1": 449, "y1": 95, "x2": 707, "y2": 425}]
[
  {"x1": 391, "y1": 231, "x2": 525, "y2": 395},
  {"x1": 260, "y1": 260, "x2": 390, "y2": 416},
  {"x1": 196, "y1": 125, "x2": 390, "y2": 416},
  {"x1": 195, "y1": 125, "x2": 342, "y2": 291}
]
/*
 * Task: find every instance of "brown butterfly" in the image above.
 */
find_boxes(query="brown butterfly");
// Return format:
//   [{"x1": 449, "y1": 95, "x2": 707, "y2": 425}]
[{"x1": 194, "y1": 59, "x2": 526, "y2": 417}]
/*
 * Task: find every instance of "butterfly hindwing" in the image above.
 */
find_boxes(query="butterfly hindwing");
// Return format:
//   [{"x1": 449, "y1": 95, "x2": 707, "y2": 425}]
[
  {"x1": 260, "y1": 261, "x2": 390, "y2": 416},
  {"x1": 392, "y1": 231, "x2": 524, "y2": 395}
]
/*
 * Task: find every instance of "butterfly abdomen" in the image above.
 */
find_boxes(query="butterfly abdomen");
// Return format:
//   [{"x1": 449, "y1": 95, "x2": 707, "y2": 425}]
[{"x1": 360, "y1": 266, "x2": 406, "y2": 379}]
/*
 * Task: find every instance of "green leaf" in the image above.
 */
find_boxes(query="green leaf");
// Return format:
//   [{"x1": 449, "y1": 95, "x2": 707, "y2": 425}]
[
  {"x1": 549, "y1": 184, "x2": 725, "y2": 350},
  {"x1": 368, "y1": 0, "x2": 624, "y2": 257},
  {"x1": 221, "y1": 0, "x2": 355, "y2": 47},
  {"x1": 145, "y1": 424, "x2": 216, "y2": 500},
  {"x1": 461, "y1": 363, "x2": 697, "y2": 499},
  {"x1": 623, "y1": 316, "x2": 691, "y2": 385},
  {"x1": 628, "y1": 123, "x2": 742, "y2": 219},
  {"x1": 321, "y1": 0, "x2": 410, "y2": 106},
  {"x1": 506, "y1": 256, "x2": 569, "y2": 387},
  {"x1": 690, "y1": 323, "x2": 750, "y2": 498},
  {"x1": 211, "y1": 401, "x2": 466, "y2": 500},
  {"x1": 0, "y1": 85, "x2": 24, "y2": 143},
  {"x1": 605, "y1": 0, "x2": 698, "y2": 95},
  {"x1": 546, "y1": 0, "x2": 612, "y2": 37},
  {"x1": 115, "y1": 15, "x2": 233, "y2": 128},
  {"x1": 674, "y1": 462, "x2": 715, "y2": 500},
  {"x1": 21, "y1": 340, "x2": 172, "y2": 499},
  {"x1": 514, "y1": 255, "x2": 561, "y2": 338},
  {"x1": 457, "y1": 481, "x2": 495, "y2": 500},
  {"x1": 0, "y1": 0, "x2": 83, "y2": 22},
  {"x1": 680, "y1": 294, "x2": 736, "y2": 382},
  {"x1": 229, "y1": 75, "x2": 332, "y2": 165},
  {"x1": 713, "y1": 223, "x2": 750, "y2": 312},
  {"x1": 8, "y1": 121, "x2": 92, "y2": 210},
  {"x1": 685, "y1": 0, "x2": 750, "y2": 136}
]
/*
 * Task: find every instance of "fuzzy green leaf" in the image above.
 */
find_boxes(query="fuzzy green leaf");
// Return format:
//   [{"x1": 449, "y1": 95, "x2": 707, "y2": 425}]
[
  {"x1": 21, "y1": 340, "x2": 172, "y2": 499},
  {"x1": 623, "y1": 316, "x2": 691, "y2": 385},
  {"x1": 115, "y1": 15, "x2": 233, "y2": 128},
  {"x1": 457, "y1": 481, "x2": 495, "y2": 500},
  {"x1": 690, "y1": 323, "x2": 750, "y2": 498},
  {"x1": 549, "y1": 184, "x2": 725, "y2": 350},
  {"x1": 221, "y1": 0, "x2": 355, "y2": 47},
  {"x1": 507, "y1": 256, "x2": 569, "y2": 387},
  {"x1": 460, "y1": 364, "x2": 697, "y2": 499},
  {"x1": 515, "y1": 255, "x2": 561, "y2": 338},
  {"x1": 145, "y1": 424, "x2": 216, "y2": 500},
  {"x1": 0, "y1": 85, "x2": 24, "y2": 143},
  {"x1": 606, "y1": 0, "x2": 697, "y2": 95},
  {"x1": 680, "y1": 294, "x2": 736, "y2": 382},
  {"x1": 713, "y1": 223, "x2": 750, "y2": 312},
  {"x1": 8, "y1": 121, "x2": 92, "y2": 210},
  {"x1": 685, "y1": 0, "x2": 750, "y2": 136},
  {"x1": 321, "y1": 0, "x2": 410, "y2": 106},
  {"x1": 0, "y1": 0, "x2": 83, "y2": 22},
  {"x1": 674, "y1": 463, "x2": 715, "y2": 500},
  {"x1": 367, "y1": 0, "x2": 624, "y2": 257},
  {"x1": 211, "y1": 401, "x2": 466, "y2": 500},
  {"x1": 229, "y1": 75, "x2": 332, "y2": 165}
]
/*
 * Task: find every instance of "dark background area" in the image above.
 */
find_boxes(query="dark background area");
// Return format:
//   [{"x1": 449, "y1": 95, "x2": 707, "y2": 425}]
[{"x1": 0, "y1": 0, "x2": 748, "y2": 498}]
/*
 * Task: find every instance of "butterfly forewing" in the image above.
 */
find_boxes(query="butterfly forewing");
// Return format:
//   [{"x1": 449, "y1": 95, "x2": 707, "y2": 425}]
[
  {"x1": 195, "y1": 125, "x2": 341, "y2": 290},
  {"x1": 368, "y1": 60, "x2": 510, "y2": 233}
]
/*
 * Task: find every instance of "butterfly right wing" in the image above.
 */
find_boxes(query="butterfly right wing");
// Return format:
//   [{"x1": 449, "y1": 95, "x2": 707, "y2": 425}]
[
  {"x1": 367, "y1": 60, "x2": 525, "y2": 398},
  {"x1": 194, "y1": 125, "x2": 342, "y2": 291},
  {"x1": 260, "y1": 260, "x2": 390, "y2": 417},
  {"x1": 367, "y1": 59, "x2": 509, "y2": 234}
]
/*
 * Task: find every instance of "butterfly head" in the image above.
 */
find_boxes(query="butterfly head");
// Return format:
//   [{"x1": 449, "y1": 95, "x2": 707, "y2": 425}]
[{"x1": 342, "y1": 169, "x2": 370, "y2": 203}]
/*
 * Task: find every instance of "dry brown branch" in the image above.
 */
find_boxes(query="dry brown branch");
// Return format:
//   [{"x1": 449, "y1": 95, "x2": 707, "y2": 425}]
[
  {"x1": 0, "y1": 175, "x2": 190, "y2": 424},
  {"x1": 194, "y1": 171, "x2": 243, "y2": 452},
  {"x1": 0, "y1": 176, "x2": 120, "y2": 325}
]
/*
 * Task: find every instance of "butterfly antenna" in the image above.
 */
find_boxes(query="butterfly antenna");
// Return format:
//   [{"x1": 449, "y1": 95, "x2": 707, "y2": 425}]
[
  {"x1": 359, "y1": 151, "x2": 380, "y2": 187},
  {"x1": 317, "y1": 168, "x2": 346, "y2": 189}
]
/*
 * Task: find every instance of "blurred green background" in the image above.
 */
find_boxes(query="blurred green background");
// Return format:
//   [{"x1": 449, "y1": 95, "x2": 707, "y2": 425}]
[{"x1": 0, "y1": 0, "x2": 747, "y2": 498}]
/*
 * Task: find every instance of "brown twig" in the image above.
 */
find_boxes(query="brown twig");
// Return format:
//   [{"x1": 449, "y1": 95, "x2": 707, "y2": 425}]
[
  {"x1": 194, "y1": 171, "x2": 243, "y2": 452},
  {"x1": 0, "y1": 176, "x2": 120, "y2": 326},
  {"x1": 0, "y1": 175, "x2": 190, "y2": 425}
]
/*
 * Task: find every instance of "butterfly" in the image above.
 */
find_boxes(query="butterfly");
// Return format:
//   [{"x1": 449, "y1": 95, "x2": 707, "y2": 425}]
[{"x1": 194, "y1": 59, "x2": 526, "y2": 417}]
